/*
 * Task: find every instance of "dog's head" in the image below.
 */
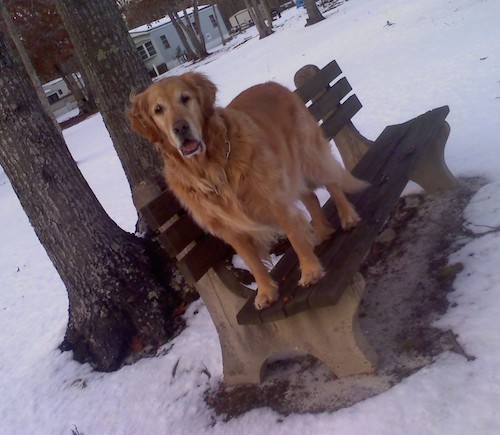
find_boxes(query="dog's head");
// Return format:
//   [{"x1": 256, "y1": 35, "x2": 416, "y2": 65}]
[{"x1": 128, "y1": 72, "x2": 217, "y2": 158}]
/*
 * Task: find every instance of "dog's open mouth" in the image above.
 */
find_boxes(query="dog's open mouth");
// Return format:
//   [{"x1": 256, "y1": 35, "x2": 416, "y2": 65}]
[{"x1": 180, "y1": 139, "x2": 202, "y2": 157}]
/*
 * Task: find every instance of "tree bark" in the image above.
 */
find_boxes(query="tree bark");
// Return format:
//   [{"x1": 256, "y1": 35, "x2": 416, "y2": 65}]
[
  {"x1": 165, "y1": 3, "x2": 198, "y2": 62},
  {"x1": 54, "y1": 0, "x2": 165, "y2": 191},
  {"x1": 192, "y1": 0, "x2": 208, "y2": 53},
  {"x1": 304, "y1": 0, "x2": 325, "y2": 26},
  {"x1": 210, "y1": 0, "x2": 226, "y2": 46},
  {"x1": 0, "y1": 31, "x2": 180, "y2": 372},
  {"x1": 54, "y1": 59, "x2": 96, "y2": 115},
  {"x1": 180, "y1": 6, "x2": 209, "y2": 59},
  {"x1": 244, "y1": 0, "x2": 273, "y2": 39},
  {"x1": 260, "y1": 0, "x2": 274, "y2": 28},
  {"x1": 0, "y1": 0, "x2": 61, "y2": 133}
]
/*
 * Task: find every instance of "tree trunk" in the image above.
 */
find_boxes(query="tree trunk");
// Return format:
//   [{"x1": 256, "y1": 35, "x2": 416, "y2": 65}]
[
  {"x1": 244, "y1": 0, "x2": 273, "y2": 39},
  {"x1": 54, "y1": 0, "x2": 165, "y2": 191},
  {"x1": 210, "y1": 0, "x2": 226, "y2": 46},
  {"x1": 54, "y1": 60, "x2": 96, "y2": 115},
  {"x1": 260, "y1": 0, "x2": 274, "y2": 29},
  {"x1": 192, "y1": 0, "x2": 208, "y2": 53},
  {"x1": 74, "y1": 60, "x2": 98, "y2": 113},
  {"x1": 165, "y1": 4, "x2": 198, "y2": 62},
  {"x1": 0, "y1": 0, "x2": 61, "y2": 134},
  {"x1": 0, "y1": 31, "x2": 182, "y2": 372},
  {"x1": 180, "y1": 6, "x2": 209, "y2": 59},
  {"x1": 304, "y1": 0, "x2": 325, "y2": 26}
]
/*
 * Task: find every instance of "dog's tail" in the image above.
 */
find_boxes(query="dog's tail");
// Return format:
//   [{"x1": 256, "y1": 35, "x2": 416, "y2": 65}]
[{"x1": 340, "y1": 170, "x2": 370, "y2": 194}]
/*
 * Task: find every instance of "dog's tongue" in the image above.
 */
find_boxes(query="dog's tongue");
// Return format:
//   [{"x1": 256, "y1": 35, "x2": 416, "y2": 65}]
[{"x1": 183, "y1": 140, "x2": 199, "y2": 154}]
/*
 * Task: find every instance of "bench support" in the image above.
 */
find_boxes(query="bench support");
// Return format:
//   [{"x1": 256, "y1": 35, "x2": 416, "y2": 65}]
[
  {"x1": 294, "y1": 64, "x2": 457, "y2": 193},
  {"x1": 196, "y1": 266, "x2": 378, "y2": 386}
]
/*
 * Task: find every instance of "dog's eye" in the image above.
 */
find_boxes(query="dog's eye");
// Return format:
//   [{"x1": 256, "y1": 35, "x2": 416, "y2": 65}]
[
  {"x1": 154, "y1": 104, "x2": 164, "y2": 115},
  {"x1": 180, "y1": 94, "x2": 190, "y2": 105}
]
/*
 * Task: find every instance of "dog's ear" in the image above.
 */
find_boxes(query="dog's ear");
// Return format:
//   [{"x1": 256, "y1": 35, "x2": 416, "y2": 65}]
[
  {"x1": 182, "y1": 72, "x2": 217, "y2": 118},
  {"x1": 127, "y1": 92, "x2": 162, "y2": 144}
]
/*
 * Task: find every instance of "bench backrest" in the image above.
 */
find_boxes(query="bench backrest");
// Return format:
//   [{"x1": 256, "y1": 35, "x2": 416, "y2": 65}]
[{"x1": 294, "y1": 60, "x2": 361, "y2": 141}]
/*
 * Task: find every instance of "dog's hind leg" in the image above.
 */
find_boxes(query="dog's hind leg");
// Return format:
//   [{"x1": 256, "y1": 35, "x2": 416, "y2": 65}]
[
  {"x1": 300, "y1": 191, "x2": 335, "y2": 245},
  {"x1": 272, "y1": 204, "x2": 325, "y2": 287},
  {"x1": 326, "y1": 183, "x2": 361, "y2": 230}
]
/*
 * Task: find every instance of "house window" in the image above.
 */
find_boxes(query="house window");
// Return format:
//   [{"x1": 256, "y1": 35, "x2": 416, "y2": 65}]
[
  {"x1": 148, "y1": 63, "x2": 168, "y2": 79},
  {"x1": 157, "y1": 63, "x2": 168, "y2": 75},
  {"x1": 160, "y1": 35, "x2": 171, "y2": 49},
  {"x1": 209, "y1": 14, "x2": 217, "y2": 28},
  {"x1": 137, "y1": 41, "x2": 157, "y2": 60},
  {"x1": 47, "y1": 93, "x2": 60, "y2": 105}
]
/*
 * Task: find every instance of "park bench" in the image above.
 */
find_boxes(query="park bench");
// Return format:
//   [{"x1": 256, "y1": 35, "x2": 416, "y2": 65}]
[{"x1": 133, "y1": 60, "x2": 456, "y2": 386}]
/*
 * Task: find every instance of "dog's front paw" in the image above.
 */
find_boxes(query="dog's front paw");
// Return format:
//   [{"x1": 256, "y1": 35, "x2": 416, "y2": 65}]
[
  {"x1": 298, "y1": 264, "x2": 325, "y2": 287},
  {"x1": 254, "y1": 285, "x2": 279, "y2": 310}
]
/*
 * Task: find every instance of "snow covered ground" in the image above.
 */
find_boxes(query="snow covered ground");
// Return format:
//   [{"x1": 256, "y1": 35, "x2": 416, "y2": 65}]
[{"x1": 1, "y1": 0, "x2": 500, "y2": 433}]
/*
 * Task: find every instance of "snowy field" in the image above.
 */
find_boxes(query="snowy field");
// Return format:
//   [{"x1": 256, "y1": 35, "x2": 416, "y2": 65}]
[{"x1": 1, "y1": 0, "x2": 500, "y2": 433}]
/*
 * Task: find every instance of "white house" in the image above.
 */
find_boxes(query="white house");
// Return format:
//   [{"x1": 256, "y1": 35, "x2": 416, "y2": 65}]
[
  {"x1": 42, "y1": 77, "x2": 78, "y2": 119},
  {"x1": 129, "y1": 5, "x2": 229, "y2": 78}
]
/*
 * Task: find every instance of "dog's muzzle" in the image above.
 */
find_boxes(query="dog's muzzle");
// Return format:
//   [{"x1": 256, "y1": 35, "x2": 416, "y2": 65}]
[{"x1": 173, "y1": 119, "x2": 202, "y2": 157}]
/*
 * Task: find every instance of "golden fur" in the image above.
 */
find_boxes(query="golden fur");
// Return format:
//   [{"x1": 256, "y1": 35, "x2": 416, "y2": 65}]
[{"x1": 128, "y1": 72, "x2": 367, "y2": 310}]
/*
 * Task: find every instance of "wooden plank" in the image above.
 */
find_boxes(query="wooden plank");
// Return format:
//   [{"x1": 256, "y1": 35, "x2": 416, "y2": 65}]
[
  {"x1": 265, "y1": 113, "x2": 410, "y2": 320},
  {"x1": 139, "y1": 189, "x2": 183, "y2": 231},
  {"x1": 238, "y1": 120, "x2": 405, "y2": 325},
  {"x1": 307, "y1": 78, "x2": 352, "y2": 121},
  {"x1": 236, "y1": 107, "x2": 450, "y2": 325},
  {"x1": 157, "y1": 213, "x2": 205, "y2": 258},
  {"x1": 277, "y1": 124, "x2": 404, "y2": 318},
  {"x1": 320, "y1": 95, "x2": 362, "y2": 141},
  {"x1": 294, "y1": 60, "x2": 342, "y2": 103},
  {"x1": 177, "y1": 235, "x2": 234, "y2": 285},
  {"x1": 307, "y1": 106, "x2": 450, "y2": 308}
]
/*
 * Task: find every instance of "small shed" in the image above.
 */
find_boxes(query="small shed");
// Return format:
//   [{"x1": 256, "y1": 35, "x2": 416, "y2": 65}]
[{"x1": 229, "y1": 9, "x2": 253, "y2": 31}]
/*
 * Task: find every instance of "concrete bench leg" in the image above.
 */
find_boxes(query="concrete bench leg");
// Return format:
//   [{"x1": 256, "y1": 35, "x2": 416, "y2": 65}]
[
  {"x1": 196, "y1": 269, "x2": 378, "y2": 386},
  {"x1": 410, "y1": 121, "x2": 458, "y2": 193}
]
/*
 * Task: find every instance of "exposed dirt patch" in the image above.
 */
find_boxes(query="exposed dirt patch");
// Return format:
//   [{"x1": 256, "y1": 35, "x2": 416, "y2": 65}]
[{"x1": 205, "y1": 177, "x2": 483, "y2": 420}]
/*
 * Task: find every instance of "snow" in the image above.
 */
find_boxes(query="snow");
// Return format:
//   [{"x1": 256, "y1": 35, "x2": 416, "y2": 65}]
[{"x1": 1, "y1": 0, "x2": 500, "y2": 433}]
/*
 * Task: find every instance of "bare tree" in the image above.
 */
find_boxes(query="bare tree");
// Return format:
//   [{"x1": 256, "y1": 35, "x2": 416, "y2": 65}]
[
  {"x1": 0, "y1": 0, "x2": 60, "y2": 131},
  {"x1": 244, "y1": 0, "x2": 273, "y2": 39},
  {"x1": 55, "y1": 0, "x2": 165, "y2": 193},
  {"x1": 210, "y1": 0, "x2": 226, "y2": 46},
  {"x1": 304, "y1": 0, "x2": 325, "y2": 26},
  {"x1": 179, "y1": 1, "x2": 209, "y2": 58},
  {"x1": 0, "y1": 30, "x2": 182, "y2": 371}
]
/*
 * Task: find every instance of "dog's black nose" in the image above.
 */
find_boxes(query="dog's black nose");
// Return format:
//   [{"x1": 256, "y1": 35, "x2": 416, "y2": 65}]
[{"x1": 173, "y1": 120, "x2": 190, "y2": 137}]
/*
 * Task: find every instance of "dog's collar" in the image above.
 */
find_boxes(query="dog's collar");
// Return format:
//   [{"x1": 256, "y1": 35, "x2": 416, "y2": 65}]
[
  {"x1": 224, "y1": 138, "x2": 231, "y2": 160},
  {"x1": 220, "y1": 116, "x2": 231, "y2": 161}
]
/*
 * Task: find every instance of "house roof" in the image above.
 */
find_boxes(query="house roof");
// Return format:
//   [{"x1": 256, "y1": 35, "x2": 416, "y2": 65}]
[{"x1": 129, "y1": 5, "x2": 210, "y2": 33}]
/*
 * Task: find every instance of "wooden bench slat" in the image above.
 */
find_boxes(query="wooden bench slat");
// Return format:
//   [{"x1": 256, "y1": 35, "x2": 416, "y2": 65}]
[
  {"x1": 294, "y1": 60, "x2": 342, "y2": 103},
  {"x1": 256, "y1": 117, "x2": 411, "y2": 323},
  {"x1": 157, "y1": 213, "x2": 205, "y2": 258},
  {"x1": 321, "y1": 94, "x2": 362, "y2": 141},
  {"x1": 177, "y1": 235, "x2": 234, "y2": 285},
  {"x1": 236, "y1": 106, "x2": 449, "y2": 325},
  {"x1": 307, "y1": 77, "x2": 352, "y2": 121},
  {"x1": 307, "y1": 106, "x2": 450, "y2": 307},
  {"x1": 139, "y1": 189, "x2": 183, "y2": 231}
]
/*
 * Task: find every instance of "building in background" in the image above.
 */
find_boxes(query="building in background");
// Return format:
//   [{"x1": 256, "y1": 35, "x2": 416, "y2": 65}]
[
  {"x1": 42, "y1": 77, "x2": 78, "y2": 120},
  {"x1": 129, "y1": 5, "x2": 229, "y2": 78}
]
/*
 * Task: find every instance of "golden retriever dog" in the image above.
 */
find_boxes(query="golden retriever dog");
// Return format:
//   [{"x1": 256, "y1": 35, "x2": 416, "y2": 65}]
[{"x1": 128, "y1": 72, "x2": 367, "y2": 310}]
